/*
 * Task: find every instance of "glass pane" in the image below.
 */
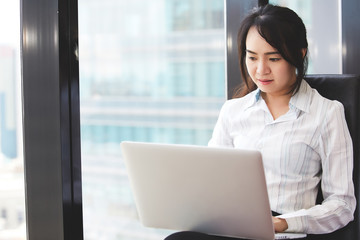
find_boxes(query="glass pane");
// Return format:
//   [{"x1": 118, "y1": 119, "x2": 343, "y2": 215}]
[
  {"x1": 270, "y1": 0, "x2": 342, "y2": 74},
  {"x1": 79, "y1": 0, "x2": 225, "y2": 239},
  {"x1": 0, "y1": 0, "x2": 26, "y2": 239}
]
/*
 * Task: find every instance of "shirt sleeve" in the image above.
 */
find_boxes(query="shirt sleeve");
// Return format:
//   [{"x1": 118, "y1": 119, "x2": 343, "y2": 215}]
[
  {"x1": 208, "y1": 101, "x2": 234, "y2": 148},
  {"x1": 279, "y1": 101, "x2": 356, "y2": 234}
]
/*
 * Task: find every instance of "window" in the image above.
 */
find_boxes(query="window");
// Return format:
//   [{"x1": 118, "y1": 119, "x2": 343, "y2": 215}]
[
  {"x1": 78, "y1": 0, "x2": 225, "y2": 239},
  {"x1": 0, "y1": 1, "x2": 26, "y2": 239},
  {"x1": 20, "y1": 0, "x2": 360, "y2": 239}
]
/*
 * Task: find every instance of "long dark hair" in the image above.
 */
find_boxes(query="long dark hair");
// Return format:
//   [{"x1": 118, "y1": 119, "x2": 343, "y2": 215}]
[{"x1": 233, "y1": 4, "x2": 308, "y2": 98}]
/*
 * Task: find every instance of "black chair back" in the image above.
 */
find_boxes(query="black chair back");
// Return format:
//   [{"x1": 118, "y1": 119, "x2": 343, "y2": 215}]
[{"x1": 305, "y1": 74, "x2": 360, "y2": 240}]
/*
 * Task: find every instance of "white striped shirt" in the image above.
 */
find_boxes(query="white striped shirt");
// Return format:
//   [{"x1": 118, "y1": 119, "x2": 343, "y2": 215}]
[{"x1": 208, "y1": 80, "x2": 356, "y2": 234}]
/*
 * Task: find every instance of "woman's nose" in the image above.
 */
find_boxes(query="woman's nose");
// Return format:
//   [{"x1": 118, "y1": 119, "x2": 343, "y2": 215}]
[{"x1": 256, "y1": 60, "x2": 270, "y2": 75}]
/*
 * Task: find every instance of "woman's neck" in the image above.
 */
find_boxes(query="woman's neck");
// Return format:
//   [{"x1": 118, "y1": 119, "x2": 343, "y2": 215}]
[{"x1": 261, "y1": 92, "x2": 292, "y2": 120}]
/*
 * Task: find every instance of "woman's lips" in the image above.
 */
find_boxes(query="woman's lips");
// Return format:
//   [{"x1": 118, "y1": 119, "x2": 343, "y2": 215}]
[{"x1": 258, "y1": 79, "x2": 273, "y2": 85}]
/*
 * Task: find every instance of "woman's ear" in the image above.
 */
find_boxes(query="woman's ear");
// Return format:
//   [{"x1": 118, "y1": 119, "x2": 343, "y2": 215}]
[{"x1": 301, "y1": 48, "x2": 307, "y2": 58}]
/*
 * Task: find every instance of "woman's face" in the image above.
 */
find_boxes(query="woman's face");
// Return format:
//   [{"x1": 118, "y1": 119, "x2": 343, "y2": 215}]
[{"x1": 245, "y1": 26, "x2": 296, "y2": 97}]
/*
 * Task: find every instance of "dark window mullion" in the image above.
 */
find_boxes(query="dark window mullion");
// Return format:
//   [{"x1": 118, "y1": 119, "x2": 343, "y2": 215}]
[
  {"x1": 225, "y1": 0, "x2": 259, "y2": 99},
  {"x1": 21, "y1": 0, "x2": 82, "y2": 239}
]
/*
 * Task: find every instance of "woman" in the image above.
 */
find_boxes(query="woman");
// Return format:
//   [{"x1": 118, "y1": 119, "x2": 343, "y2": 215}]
[{"x1": 165, "y1": 4, "x2": 356, "y2": 239}]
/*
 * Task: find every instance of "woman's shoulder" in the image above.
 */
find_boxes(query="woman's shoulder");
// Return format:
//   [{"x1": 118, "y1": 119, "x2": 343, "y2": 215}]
[
  {"x1": 224, "y1": 90, "x2": 258, "y2": 109},
  {"x1": 309, "y1": 85, "x2": 344, "y2": 108},
  {"x1": 306, "y1": 82, "x2": 345, "y2": 114}
]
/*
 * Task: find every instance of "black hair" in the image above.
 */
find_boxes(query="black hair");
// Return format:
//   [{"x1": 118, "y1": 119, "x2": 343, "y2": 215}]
[{"x1": 233, "y1": 4, "x2": 308, "y2": 98}]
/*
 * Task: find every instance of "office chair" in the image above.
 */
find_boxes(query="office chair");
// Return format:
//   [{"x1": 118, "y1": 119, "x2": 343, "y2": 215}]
[{"x1": 304, "y1": 74, "x2": 360, "y2": 240}]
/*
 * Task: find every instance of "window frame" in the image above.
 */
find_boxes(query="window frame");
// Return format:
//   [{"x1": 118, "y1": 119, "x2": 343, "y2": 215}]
[{"x1": 21, "y1": 0, "x2": 82, "y2": 239}]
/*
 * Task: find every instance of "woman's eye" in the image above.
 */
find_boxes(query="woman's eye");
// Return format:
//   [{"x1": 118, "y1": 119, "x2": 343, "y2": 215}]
[
  {"x1": 270, "y1": 58, "x2": 281, "y2": 62},
  {"x1": 248, "y1": 56, "x2": 257, "y2": 61}
]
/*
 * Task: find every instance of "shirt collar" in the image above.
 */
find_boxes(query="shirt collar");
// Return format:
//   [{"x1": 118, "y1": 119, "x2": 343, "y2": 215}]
[
  {"x1": 244, "y1": 80, "x2": 311, "y2": 113},
  {"x1": 244, "y1": 88, "x2": 262, "y2": 110},
  {"x1": 289, "y1": 80, "x2": 311, "y2": 113}
]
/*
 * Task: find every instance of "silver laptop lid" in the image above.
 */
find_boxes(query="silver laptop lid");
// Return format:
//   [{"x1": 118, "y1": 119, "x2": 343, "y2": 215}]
[{"x1": 121, "y1": 141, "x2": 275, "y2": 240}]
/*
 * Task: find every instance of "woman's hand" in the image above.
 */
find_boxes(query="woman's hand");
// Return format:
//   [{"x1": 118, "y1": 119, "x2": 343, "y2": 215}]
[{"x1": 272, "y1": 217, "x2": 288, "y2": 233}]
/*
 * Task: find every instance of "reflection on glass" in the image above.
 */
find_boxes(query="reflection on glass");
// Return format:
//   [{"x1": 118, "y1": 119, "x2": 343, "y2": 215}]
[
  {"x1": 79, "y1": 0, "x2": 225, "y2": 239},
  {"x1": 270, "y1": 0, "x2": 342, "y2": 74},
  {"x1": 0, "y1": 0, "x2": 26, "y2": 239}
]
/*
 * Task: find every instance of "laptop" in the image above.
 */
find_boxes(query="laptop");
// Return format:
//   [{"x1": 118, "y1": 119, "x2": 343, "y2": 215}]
[{"x1": 120, "y1": 141, "x2": 307, "y2": 240}]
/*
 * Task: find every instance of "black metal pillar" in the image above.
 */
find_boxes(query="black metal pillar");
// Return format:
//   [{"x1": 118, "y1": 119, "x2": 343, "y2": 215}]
[{"x1": 21, "y1": 0, "x2": 83, "y2": 239}]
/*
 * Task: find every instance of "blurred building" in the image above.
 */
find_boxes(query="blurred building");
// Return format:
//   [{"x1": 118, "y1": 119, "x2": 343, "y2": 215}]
[
  {"x1": 0, "y1": 45, "x2": 25, "y2": 240},
  {"x1": 80, "y1": 0, "x2": 225, "y2": 154},
  {"x1": 79, "y1": 0, "x2": 225, "y2": 239},
  {"x1": 0, "y1": 46, "x2": 17, "y2": 160},
  {"x1": 0, "y1": 165, "x2": 25, "y2": 230}
]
